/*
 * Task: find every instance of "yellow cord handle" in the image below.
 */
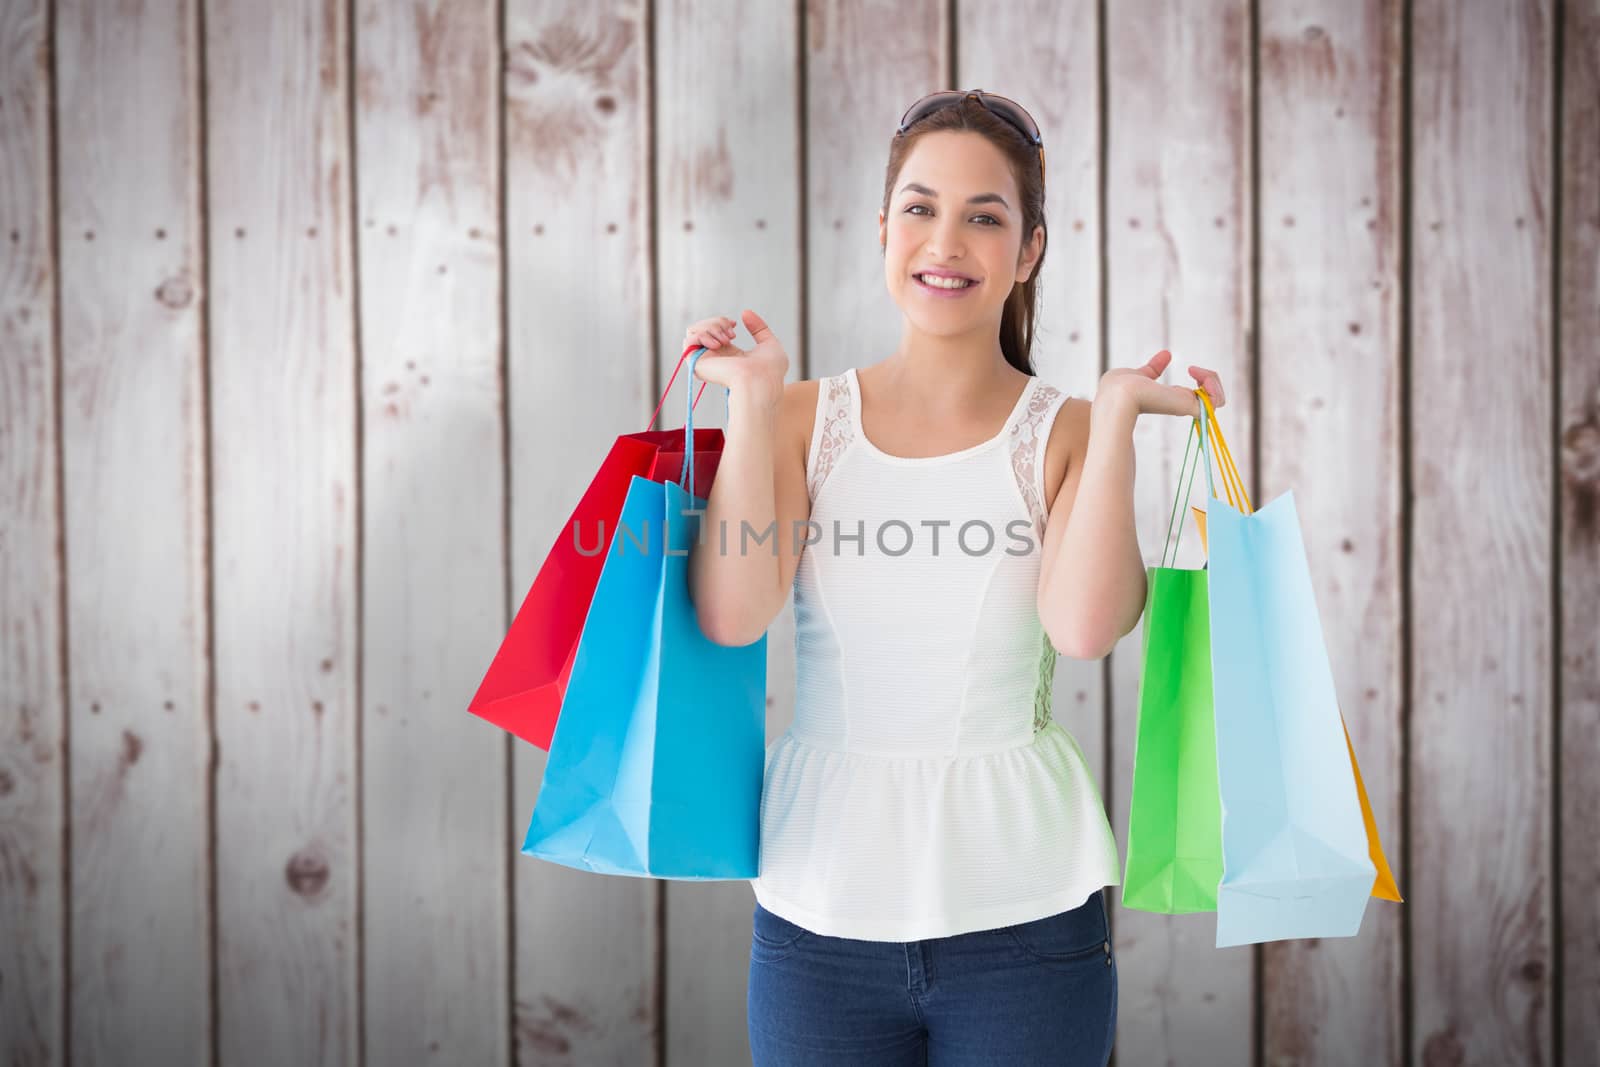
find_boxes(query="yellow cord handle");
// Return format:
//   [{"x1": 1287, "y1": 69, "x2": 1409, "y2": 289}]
[{"x1": 1195, "y1": 388, "x2": 1253, "y2": 515}]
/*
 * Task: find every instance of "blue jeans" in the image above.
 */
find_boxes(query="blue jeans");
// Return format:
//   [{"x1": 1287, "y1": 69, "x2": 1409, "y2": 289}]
[{"x1": 747, "y1": 888, "x2": 1117, "y2": 1065}]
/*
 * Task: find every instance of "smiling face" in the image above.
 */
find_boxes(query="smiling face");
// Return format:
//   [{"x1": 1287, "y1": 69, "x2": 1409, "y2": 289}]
[{"x1": 879, "y1": 130, "x2": 1044, "y2": 340}]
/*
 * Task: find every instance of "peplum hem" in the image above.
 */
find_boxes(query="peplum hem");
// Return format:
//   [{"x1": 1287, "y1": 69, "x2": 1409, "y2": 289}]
[{"x1": 750, "y1": 720, "x2": 1123, "y2": 942}]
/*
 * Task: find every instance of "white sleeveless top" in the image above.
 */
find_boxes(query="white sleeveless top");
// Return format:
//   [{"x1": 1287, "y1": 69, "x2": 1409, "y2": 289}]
[{"x1": 750, "y1": 366, "x2": 1123, "y2": 942}]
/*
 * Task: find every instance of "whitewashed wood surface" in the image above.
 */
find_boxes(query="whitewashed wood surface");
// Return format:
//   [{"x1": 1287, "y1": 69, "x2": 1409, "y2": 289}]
[{"x1": 0, "y1": 1, "x2": 1594, "y2": 1065}]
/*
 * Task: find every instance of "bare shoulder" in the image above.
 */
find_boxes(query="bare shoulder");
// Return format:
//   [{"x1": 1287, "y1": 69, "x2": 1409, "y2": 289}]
[
  {"x1": 1043, "y1": 392, "x2": 1092, "y2": 515},
  {"x1": 779, "y1": 377, "x2": 822, "y2": 461},
  {"x1": 774, "y1": 380, "x2": 822, "y2": 574}
]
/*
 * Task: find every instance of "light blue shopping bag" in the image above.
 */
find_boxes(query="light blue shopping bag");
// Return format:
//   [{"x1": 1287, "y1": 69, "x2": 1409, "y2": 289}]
[
  {"x1": 521, "y1": 349, "x2": 766, "y2": 879},
  {"x1": 1196, "y1": 393, "x2": 1376, "y2": 947}
]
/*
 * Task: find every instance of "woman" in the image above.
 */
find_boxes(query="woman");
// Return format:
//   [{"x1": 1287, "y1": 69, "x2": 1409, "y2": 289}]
[{"x1": 684, "y1": 90, "x2": 1226, "y2": 1066}]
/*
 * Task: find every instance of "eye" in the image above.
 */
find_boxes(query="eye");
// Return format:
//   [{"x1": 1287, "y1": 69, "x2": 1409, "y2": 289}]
[{"x1": 904, "y1": 204, "x2": 1002, "y2": 226}]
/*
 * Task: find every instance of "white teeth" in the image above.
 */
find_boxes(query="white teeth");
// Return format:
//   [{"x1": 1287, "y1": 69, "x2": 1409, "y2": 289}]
[{"x1": 917, "y1": 274, "x2": 973, "y2": 289}]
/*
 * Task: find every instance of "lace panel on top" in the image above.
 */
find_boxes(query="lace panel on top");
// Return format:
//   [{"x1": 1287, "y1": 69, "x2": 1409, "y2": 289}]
[
  {"x1": 807, "y1": 373, "x2": 855, "y2": 500},
  {"x1": 1008, "y1": 381, "x2": 1065, "y2": 538},
  {"x1": 1009, "y1": 381, "x2": 1065, "y2": 735}
]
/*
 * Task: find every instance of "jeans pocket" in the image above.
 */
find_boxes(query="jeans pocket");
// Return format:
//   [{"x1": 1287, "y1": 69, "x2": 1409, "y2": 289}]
[
  {"x1": 1003, "y1": 891, "x2": 1112, "y2": 967},
  {"x1": 750, "y1": 902, "x2": 812, "y2": 963}
]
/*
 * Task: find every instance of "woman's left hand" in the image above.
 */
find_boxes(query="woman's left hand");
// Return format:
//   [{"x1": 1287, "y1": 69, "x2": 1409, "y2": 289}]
[{"x1": 1095, "y1": 349, "x2": 1225, "y2": 419}]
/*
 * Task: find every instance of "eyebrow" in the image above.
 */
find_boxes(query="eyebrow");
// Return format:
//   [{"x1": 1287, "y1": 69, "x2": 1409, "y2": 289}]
[{"x1": 898, "y1": 182, "x2": 1010, "y2": 211}]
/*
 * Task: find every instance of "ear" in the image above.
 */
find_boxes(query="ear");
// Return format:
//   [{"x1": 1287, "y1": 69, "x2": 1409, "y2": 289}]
[
  {"x1": 878, "y1": 208, "x2": 887, "y2": 249},
  {"x1": 1016, "y1": 222, "x2": 1044, "y2": 283}
]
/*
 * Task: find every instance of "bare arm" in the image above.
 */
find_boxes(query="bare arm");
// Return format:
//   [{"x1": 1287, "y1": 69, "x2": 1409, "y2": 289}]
[
  {"x1": 688, "y1": 380, "x2": 814, "y2": 646},
  {"x1": 1037, "y1": 392, "x2": 1148, "y2": 660},
  {"x1": 1037, "y1": 350, "x2": 1227, "y2": 659},
  {"x1": 682, "y1": 309, "x2": 813, "y2": 647}
]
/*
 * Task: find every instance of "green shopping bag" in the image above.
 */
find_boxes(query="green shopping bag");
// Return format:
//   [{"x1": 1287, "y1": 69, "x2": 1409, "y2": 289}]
[{"x1": 1122, "y1": 412, "x2": 1224, "y2": 913}]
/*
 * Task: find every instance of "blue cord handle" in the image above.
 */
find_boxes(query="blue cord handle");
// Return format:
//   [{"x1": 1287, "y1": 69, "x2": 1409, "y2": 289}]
[{"x1": 677, "y1": 347, "x2": 730, "y2": 496}]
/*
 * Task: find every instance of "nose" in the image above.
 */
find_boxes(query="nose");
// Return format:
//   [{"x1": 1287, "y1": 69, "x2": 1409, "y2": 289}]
[{"x1": 923, "y1": 215, "x2": 967, "y2": 261}]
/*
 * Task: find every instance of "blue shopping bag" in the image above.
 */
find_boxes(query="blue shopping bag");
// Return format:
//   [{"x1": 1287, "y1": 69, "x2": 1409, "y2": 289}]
[
  {"x1": 521, "y1": 349, "x2": 767, "y2": 879},
  {"x1": 1196, "y1": 393, "x2": 1376, "y2": 947}
]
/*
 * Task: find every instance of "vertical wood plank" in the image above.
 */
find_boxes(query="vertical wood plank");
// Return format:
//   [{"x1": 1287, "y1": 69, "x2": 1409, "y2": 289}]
[
  {"x1": 1104, "y1": 2, "x2": 1255, "y2": 1063},
  {"x1": 1410, "y1": 1, "x2": 1554, "y2": 1063},
  {"x1": 958, "y1": 0, "x2": 1109, "y2": 956},
  {"x1": 1559, "y1": 0, "x2": 1600, "y2": 1061},
  {"x1": 804, "y1": 0, "x2": 945, "y2": 380},
  {"x1": 651, "y1": 0, "x2": 802, "y2": 1063},
  {"x1": 0, "y1": 2, "x2": 64, "y2": 1063},
  {"x1": 205, "y1": 0, "x2": 360, "y2": 1062},
  {"x1": 1256, "y1": 3, "x2": 1406, "y2": 1064},
  {"x1": 504, "y1": 3, "x2": 660, "y2": 1061},
  {"x1": 55, "y1": 0, "x2": 212, "y2": 1062},
  {"x1": 354, "y1": 1, "x2": 509, "y2": 1063}
]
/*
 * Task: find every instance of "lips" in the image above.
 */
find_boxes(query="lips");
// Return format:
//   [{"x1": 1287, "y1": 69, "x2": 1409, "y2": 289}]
[{"x1": 912, "y1": 271, "x2": 979, "y2": 294}]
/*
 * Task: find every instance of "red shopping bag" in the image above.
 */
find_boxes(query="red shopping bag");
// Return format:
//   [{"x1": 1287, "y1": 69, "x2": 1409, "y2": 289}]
[{"x1": 468, "y1": 345, "x2": 724, "y2": 748}]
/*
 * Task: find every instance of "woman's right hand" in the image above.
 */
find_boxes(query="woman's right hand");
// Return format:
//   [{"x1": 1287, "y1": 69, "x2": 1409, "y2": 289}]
[{"x1": 683, "y1": 309, "x2": 789, "y2": 412}]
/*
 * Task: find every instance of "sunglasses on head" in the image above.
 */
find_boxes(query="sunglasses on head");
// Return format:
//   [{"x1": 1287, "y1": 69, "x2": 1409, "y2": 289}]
[{"x1": 896, "y1": 89, "x2": 1046, "y2": 188}]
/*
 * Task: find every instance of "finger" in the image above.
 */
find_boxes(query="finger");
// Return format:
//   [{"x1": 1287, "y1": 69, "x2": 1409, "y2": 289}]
[
  {"x1": 692, "y1": 347, "x2": 736, "y2": 378},
  {"x1": 691, "y1": 355, "x2": 720, "y2": 383},
  {"x1": 1157, "y1": 382, "x2": 1191, "y2": 416},
  {"x1": 1190, "y1": 367, "x2": 1225, "y2": 407},
  {"x1": 743, "y1": 308, "x2": 775, "y2": 344}
]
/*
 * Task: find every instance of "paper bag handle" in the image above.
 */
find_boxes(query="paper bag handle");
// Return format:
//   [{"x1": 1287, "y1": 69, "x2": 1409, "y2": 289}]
[
  {"x1": 1158, "y1": 387, "x2": 1253, "y2": 567},
  {"x1": 675, "y1": 346, "x2": 731, "y2": 494},
  {"x1": 1196, "y1": 388, "x2": 1253, "y2": 515},
  {"x1": 1159, "y1": 412, "x2": 1207, "y2": 568},
  {"x1": 647, "y1": 342, "x2": 712, "y2": 431}
]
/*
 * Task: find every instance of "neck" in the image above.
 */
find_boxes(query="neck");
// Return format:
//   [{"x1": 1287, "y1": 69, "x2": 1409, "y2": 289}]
[{"x1": 882, "y1": 322, "x2": 1018, "y2": 404}]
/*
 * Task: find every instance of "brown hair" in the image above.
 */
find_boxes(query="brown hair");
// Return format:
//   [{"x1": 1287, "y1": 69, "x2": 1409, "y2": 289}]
[{"x1": 880, "y1": 96, "x2": 1048, "y2": 376}]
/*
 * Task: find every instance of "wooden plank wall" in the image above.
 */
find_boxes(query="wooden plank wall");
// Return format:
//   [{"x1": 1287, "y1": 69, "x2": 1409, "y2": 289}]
[
  {"x1": 355, "y1": 1, "x2": 508, "y2": 1064},
  {"x1": 1559, "y1": 7, "x2": 1600, "y2": 1064},
  {"x1": 57, "y1": 2, "x2": 211, "y2": 1065},
  {"x1": 1258, "y1": 3, "x2": 1404, "y2": 1065},
  {"x1": 1, "y1": 1, "x2": 1594, "y2": 1066},
  {"x1": 1410, "y1": 4, "x2": 1556, "y2": 1065},
  {"x1": 205, "y1": 0, "x2": 360, "y2": 1062},
  {"x1": 1, "y1": 1, "x2": 65, "y2": 1063},
  {"x1": 1105, "y1": 2, "x2": 1256, "y2": 1062},
  {"x1": 504, "y1": 5, "x2": 657, "y2": 1063}
]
